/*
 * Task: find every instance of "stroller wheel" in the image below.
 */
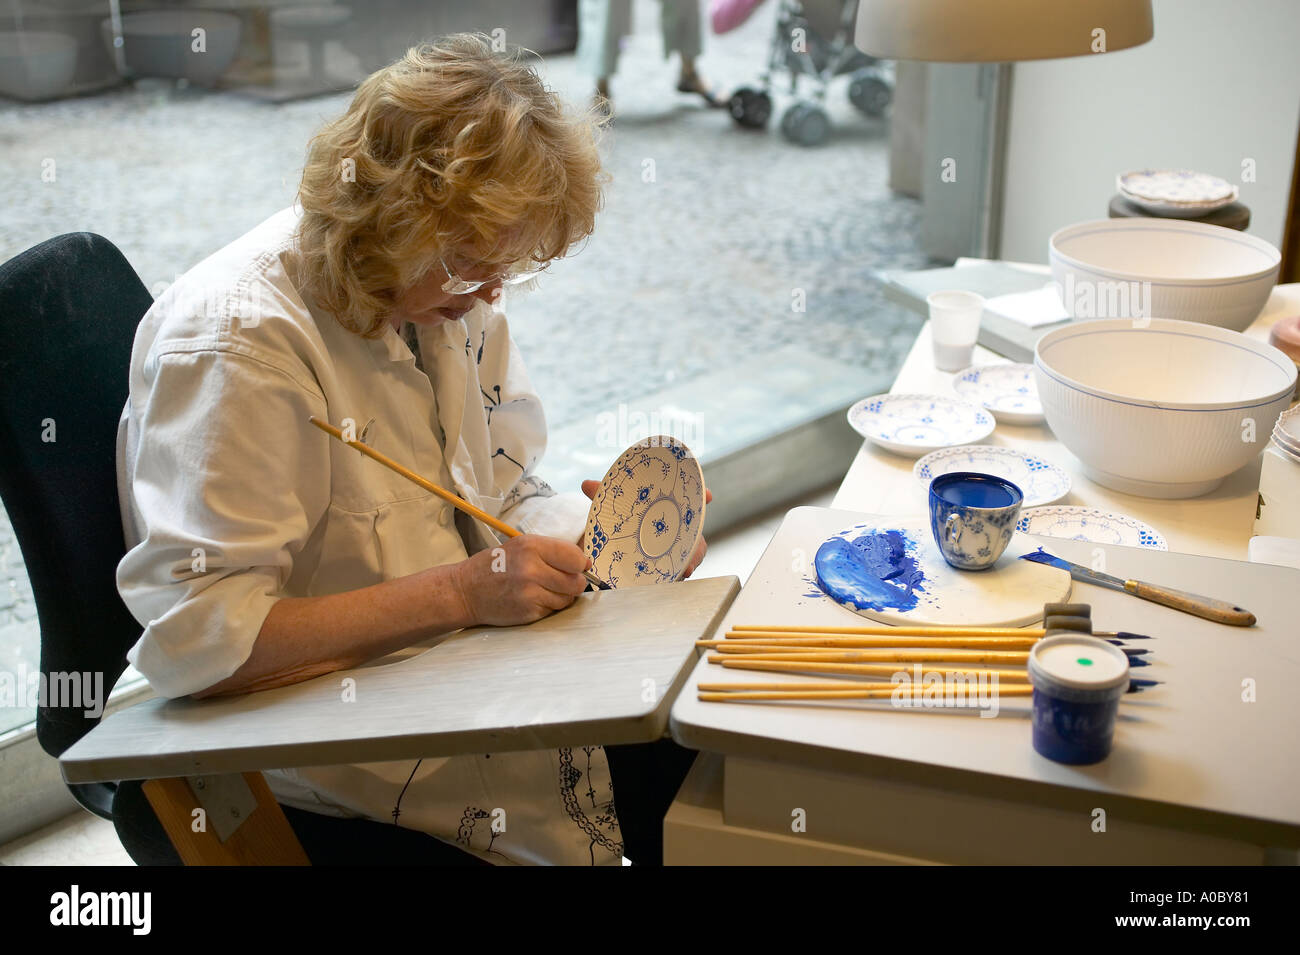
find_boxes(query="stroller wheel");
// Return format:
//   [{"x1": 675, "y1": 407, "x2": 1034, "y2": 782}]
[
  {"x1": 729, "y1": 87, "x2": 771, "y2": 129},
  {"x1": 780, "y1": 102, "x2": 830, "y2": 147},
  {"x1": 779, "y1": 104, "x2": 799, "y2": 139},
  {"x1": 849, "y1": 70, "x2": 892, "y2": 117}
]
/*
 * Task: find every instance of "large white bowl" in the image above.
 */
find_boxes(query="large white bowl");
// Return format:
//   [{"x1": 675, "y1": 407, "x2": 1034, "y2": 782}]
[
  {"x1": 0, "y1": 31, "x2": 78, "y2": 101},
  {"x1": 1034, "y1": 318, "x2": 1296, "y2": 498},
  {"x1": 1050, "y1": 219, "x2": 1280, "y2": 332}
]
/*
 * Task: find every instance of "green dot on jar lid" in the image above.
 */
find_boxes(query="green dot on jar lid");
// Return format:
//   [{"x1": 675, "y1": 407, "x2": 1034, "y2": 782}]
[{"x1": 1077, "y1": 657, "x2": 1093, "y2": 666}]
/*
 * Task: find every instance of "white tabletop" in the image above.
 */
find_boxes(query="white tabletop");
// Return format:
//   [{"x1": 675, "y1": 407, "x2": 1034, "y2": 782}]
[
  {"x1": 833, "y1": 284, "x2": 1300, "y2": 561},
  {"x1": 61, "y1": 575, "x2": 739, "y2": 783},
  {"x1": 671, "y1": 508, "x2": 1300, "y2": 835},
  {"x1": 669, "y1": 285, "x2": 1300, "y2": 838}
]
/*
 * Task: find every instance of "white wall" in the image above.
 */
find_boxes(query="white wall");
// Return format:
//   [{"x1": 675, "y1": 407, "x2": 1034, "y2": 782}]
[{"x1": 999, "y1": 0, "x2": 1300, "y2": 263}]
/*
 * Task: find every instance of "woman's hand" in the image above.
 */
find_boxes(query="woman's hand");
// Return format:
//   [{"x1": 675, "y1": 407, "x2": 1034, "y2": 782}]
[
  {"x1": 451, "y1": 533, "x2": 591, "y2": 627},
  {"x1": 580, "y1": 480, "x2": 712, "y2": 579}
]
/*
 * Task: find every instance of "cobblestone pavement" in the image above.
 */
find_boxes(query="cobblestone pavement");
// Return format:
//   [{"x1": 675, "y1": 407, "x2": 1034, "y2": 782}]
[{"x1": 0, "y1": 2, "x2": 933, "y2": 721}]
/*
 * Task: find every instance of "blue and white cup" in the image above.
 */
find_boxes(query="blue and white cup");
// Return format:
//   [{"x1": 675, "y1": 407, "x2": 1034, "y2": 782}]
[{"x1": 927, "y1": 471, "x2": 1024, "y2": 571}]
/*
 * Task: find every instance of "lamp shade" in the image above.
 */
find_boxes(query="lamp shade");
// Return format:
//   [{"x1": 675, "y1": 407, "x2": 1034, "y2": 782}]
[{"x1": 854, "y1": 0, "x2": 1153, "y2": 62}]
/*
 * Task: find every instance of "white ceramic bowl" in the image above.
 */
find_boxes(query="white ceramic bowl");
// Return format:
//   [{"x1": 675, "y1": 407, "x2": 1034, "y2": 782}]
[
  {"x1": 1035, "y1": 318, "x2": 1296, "y2": 498},
  {"x1": 1049, "y1": 219, "x2": 1280, "y2": 332},
  {"x1": 101, "y1": 11, "x2": 241, "y2": 86},
  {"x1": 0, "y1": 31, "x2": 78, "y2": 101}
]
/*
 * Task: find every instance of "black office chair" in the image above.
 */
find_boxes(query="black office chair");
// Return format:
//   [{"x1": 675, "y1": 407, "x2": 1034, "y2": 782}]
[{"x1": 0, "y1": 233, "x2": 487, "y2": 866}]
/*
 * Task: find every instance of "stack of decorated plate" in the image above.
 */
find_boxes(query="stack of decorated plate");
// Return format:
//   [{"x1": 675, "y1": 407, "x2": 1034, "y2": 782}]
[
  {"x1": 1116, "y1": 169, "x2": 1238, "y2": 218},
  {"x1": 1272, "y1": 406, "x2": 1300, "y2": 463}
]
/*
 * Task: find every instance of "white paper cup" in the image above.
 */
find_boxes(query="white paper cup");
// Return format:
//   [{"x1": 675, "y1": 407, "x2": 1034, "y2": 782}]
[{"x1": 927, "y1": 290, "x2": 985, "y2": 372}]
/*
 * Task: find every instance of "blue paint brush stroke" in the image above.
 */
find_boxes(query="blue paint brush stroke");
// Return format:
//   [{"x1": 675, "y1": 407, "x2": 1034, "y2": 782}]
[
  {"x1": 1019, "y1": 546, "x2": 1071, "y2": 571},
  {"x1": 813, "y1": 529, "x2": 926, "y2": 612}
]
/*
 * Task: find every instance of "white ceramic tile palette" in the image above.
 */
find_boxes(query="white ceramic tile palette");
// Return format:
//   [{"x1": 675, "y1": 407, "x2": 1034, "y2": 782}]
[
  {"x1": 1117, "y1": 168, "x2": 1238, "y2": 217},
  {"x1": 581, "y1": 435, "x2": 706, "y2": 588},
  {"x1": 913, "y1": 445, "x2": 1070, "y2": 507},
  {"x1": 847, "y1": 393, "x2": 995, "y2": 458},
  {"x1": 1016, "y1": 505, "x2": 1168, "y2": 551},
  {"x1": 951, "y1": 363, "x2": 1044, "y2": 424},
  {"x1": 812, "y1": 516, "x2": 1071, "y2": 627}
]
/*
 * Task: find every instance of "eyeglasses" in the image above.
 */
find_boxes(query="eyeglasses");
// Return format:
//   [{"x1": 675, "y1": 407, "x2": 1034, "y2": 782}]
[{"x1": 439, "y1": 253, "x2": 547, "y2": 295}]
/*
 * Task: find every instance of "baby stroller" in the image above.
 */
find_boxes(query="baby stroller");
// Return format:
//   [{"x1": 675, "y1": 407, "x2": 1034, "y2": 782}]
[{"x1": 728, "y1": 0, "x2": 893, "y2": 146}]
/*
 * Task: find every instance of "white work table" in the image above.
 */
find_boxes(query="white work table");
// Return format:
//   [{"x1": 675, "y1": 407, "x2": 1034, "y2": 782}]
[
  {"x1": 664, "y1": 285, "x2": 1300, "y2": 866},
  {"x1": 62, "y1": 576, "x2": 739, "y2": 784},
  {"x1": 835, "y1": 280, "x2": 1300, "y2": 562},
  {"x1": 56, "y1": 578, "x2": 739, "y2": 865}
]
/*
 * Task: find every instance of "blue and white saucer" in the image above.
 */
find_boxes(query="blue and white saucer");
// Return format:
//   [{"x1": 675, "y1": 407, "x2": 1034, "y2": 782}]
[
  {"x1": 847, "y1": 393, "x2": 995, "y2": 459},
  {"x1": 914, "y1": 445, "x2": 1070, "y2": 507},
  {"x1": 951, "y1": 363, "x2": 1044, "y2": 425},
  {"x1": 582, "y1": 435, "x2": 706, "y2": 588},
  {"x1": 1016, "y1": 505, "x2": 1167, "y2": 551}
]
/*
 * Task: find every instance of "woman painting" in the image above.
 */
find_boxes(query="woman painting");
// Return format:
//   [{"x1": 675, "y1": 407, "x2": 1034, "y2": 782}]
[{"x1": 115, "y1": 34, "x2": 708, "y2": 866}]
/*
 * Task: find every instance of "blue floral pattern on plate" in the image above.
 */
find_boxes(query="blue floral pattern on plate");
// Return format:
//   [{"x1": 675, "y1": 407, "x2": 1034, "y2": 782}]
[
  {"x1": 1016, "y1": 505, "x2": 1168, "y2": 551},
  {"x1": 914, "y1": 445, "x2": 1069, "y2": 508},
  {"x1": 581, "y1": 435, "x2": 706, "y2": 588},
  {"x1": 951, "y1": 363, "x2": 1043, "y2": 424},
  {"x1": 847, "y1": 393, "x2": 995, "y2": 458}
]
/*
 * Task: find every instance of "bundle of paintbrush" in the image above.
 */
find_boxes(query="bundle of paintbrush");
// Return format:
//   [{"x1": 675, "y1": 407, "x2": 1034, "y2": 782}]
[{"x1": 696, "y1": 608, "x2": 1160, "y2": 706}]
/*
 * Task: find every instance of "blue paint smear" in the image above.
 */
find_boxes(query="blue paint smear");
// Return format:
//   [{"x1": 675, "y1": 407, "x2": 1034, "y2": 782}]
[
  {"x1": 802, "y1": 577, "x2": 826, "y2": 599},
  {"x1": 813, "y1": 529, "x2": 927, "y2": 612},
  {"x1": 1020, "y1": 546, "x2": 1070, "y2": 571}
]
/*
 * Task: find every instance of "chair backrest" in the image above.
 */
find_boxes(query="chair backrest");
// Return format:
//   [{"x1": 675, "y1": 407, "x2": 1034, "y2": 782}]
[{"x1": 0, "y1": 233, "x2": 152, "y2": 757}]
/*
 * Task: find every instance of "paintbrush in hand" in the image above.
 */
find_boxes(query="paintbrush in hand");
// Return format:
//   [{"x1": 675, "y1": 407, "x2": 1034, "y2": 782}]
[{"x1": 309, "y1": 416, "x2": 611, "y2": 591}]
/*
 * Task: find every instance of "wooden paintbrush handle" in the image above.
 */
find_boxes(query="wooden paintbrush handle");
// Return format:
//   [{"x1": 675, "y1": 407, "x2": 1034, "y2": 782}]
[
  {"x1": 310, "y1": 417, "x2": 613, "y2": 590},
  {"x1": 1124, "y1": 579, "x2": 1256, "y2": 627}
]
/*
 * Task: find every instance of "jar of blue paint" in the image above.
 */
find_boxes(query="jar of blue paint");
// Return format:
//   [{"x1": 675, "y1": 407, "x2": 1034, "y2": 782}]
[{"x1": 1028, "y1": 635, "x2": 1130, "y2": 765}]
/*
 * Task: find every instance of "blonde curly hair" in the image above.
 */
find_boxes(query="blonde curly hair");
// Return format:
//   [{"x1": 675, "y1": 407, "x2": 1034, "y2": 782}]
[{"x1": 295, "y1": 34, "x2": 605, "y2": 337}]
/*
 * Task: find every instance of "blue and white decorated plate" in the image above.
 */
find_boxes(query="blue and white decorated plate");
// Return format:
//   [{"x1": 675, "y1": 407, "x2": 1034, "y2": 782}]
[
  {"x1": 951, "y1": 363, "x2": 1043, "y2": 425},
  {"x1": 581, "y1": 435, "x2": 706, "y2": 588},
  {"x1": 914, "y1": 445, "x2": 1070, "y2": 507},
  {"x1": 1016, "y1": 505, "x2": 1167, "y2": 551},
  {"x1": 847, "y1": 393, "x2": 995, "y2": 458},
  {"x1": 1117, "y1": 169, "x2": 1238, "y2": 217}
]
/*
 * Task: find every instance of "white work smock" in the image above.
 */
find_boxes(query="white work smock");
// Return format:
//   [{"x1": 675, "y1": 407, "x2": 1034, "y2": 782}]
[{"x1": 114, "y1": 206, "x2": 624, "y2": 865}]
